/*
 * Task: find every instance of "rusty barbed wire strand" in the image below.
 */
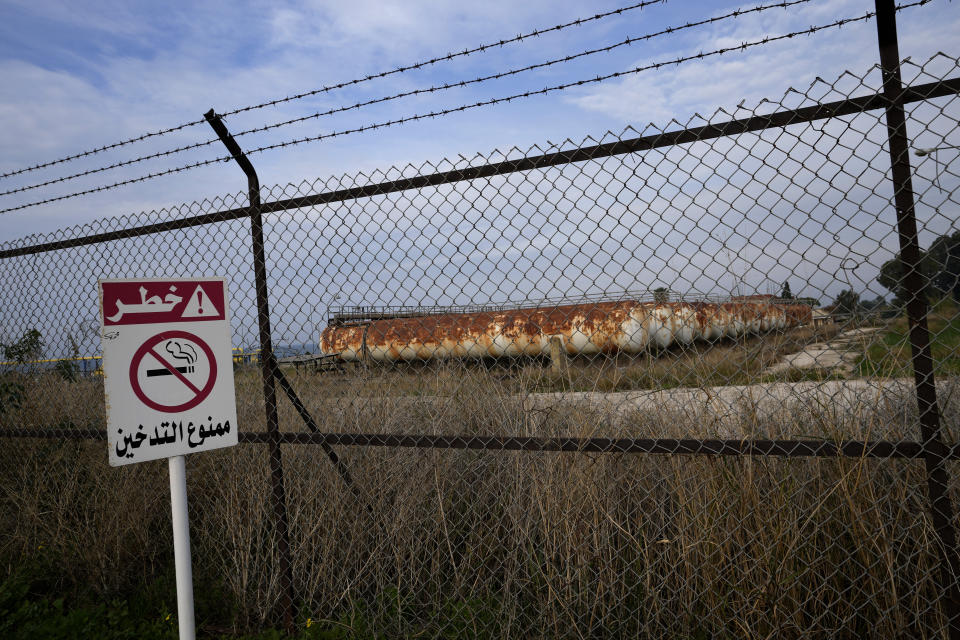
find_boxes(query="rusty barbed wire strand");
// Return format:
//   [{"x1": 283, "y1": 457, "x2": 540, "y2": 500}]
[
  {"x1": 0, "y1": 1, "x2": 932, "y2": 216},
  {"x1": 0, "y1": 0, "x2": 810, "y2": 199},
  {"x1": 0, "y1": 0, "x2": 668, "y2": 182},
  {"x1": 238, "y1": 6, "x2": 922, "y2": 153}
]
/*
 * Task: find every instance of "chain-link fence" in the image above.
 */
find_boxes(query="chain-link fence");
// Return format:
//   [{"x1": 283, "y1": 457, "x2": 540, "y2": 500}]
[{"x1": 2, "y1": 6, "x2": 960, "y2": 639}]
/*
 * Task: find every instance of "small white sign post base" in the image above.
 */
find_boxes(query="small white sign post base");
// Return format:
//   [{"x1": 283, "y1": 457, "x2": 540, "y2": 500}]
[
  {"x1": 99, "y1": 278, "x2": 238, "y2": 640},
  {"x1": 169, "y1": 455, "x2": 196, "y2": 640}
]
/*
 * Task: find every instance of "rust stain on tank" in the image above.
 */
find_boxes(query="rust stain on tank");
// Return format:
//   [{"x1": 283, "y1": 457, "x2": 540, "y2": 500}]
[
  {"x1": 321, "y1": 299, "x2": 813, "y2": 362},
  {"x1": 322, "y1": 301, "x2": 636, "y2": 361}
]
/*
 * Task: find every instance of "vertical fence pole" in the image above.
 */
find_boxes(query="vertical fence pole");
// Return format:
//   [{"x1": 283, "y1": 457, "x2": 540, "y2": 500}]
[
  {"x1": 874, "y1": 2, "x2": 960, "y2": 635},
  {"x1": 204, "y1": 110, "x2": 296, "y2": 633}
]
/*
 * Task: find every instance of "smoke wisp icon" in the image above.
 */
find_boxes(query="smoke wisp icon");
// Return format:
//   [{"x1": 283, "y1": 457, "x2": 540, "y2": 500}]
[{"x1": 146, "y1": 340, "x2": 198, "y2": 377}]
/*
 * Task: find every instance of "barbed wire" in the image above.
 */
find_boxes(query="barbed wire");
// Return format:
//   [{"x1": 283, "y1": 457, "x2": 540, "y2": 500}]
[
  {"x1": 0, "y1": 0, "x2": 809, "y2": 200},
  {"x1": 0, "y1": 1, "x2": 932, "y2": 216},
  {"x1": 0, "y1": 0, "x2": 668, "y2": 182},
  {"x1": 0, "y1": 122, "x2": 205, "y2": 184},
  {"x1": 240, "y1": 6, "x2": 908, "y2": 156}
]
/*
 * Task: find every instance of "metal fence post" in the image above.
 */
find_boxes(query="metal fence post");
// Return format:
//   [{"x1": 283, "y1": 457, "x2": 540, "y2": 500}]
[
  {"x1": 873, "y1": 2, "x2": 960, "y2": 635},
  {"x1": 204, "y1": 110, "x2": 296, "y2": 633}
]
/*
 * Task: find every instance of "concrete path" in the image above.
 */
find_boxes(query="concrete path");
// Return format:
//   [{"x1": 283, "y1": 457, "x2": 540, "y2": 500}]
[
  {"x1": 764, "y1": 327, "x2": 883, "y2": 376},
  {"x1": 521, "y1": 377, "x2": 958, "y2": 437}
]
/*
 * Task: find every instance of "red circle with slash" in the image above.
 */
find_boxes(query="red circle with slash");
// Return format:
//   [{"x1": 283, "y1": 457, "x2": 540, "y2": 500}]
[{"x1": 129, "y1": 330, "x2": 217, "y2": 412}]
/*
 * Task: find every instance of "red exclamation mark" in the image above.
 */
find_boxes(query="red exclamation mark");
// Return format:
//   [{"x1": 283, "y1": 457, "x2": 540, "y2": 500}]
[{"x1": 197, "y1": 289, "x2": 203, "y2": 315}]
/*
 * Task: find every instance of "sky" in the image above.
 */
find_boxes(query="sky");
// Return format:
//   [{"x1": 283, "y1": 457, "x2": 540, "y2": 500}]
[{"x1": 0, "y1": 0, "x2": 959, "y2": 352}]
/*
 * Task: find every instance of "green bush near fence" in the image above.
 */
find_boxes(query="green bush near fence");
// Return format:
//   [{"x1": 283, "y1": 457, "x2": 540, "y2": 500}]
[
  {"x1": 0, "y1": 553, "x2": 350, "y2": 640},
  {"x1": 0, "y1": 555, "x2": 487, "y2": 639},
  {"x1": 0, "y1": 556, "x2": 176, "y2": 640},
  {"x1": 858, "y1": 299, "x2": 960, "y2": 377}
]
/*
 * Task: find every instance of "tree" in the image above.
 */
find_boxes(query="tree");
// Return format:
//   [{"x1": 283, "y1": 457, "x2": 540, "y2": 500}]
[
  {"x1": 860, "y1": 295, "x2": 886, "y2": 310},
  {"x1": 1, "y1": 330, "x2": 39, "y2": 405},
  {"x1": 877, "y1": 230, "x2": 960, "y2": 304},
  {"x1": 927, "y1": 231, "x2": 960, "y2": 299},
  {"x1": 3, "y1": 329, "x2": 44, "y2": 364},
  {"x1": 832, "y1": 289, "x2": 861, "y2": 314},
  {"x1": 877, "y1": 252, "x2": 934, "y2": 305},
  {"x1": 780, "y1": 281, "x2": 793, "y2": 299},
  {"x1": 55, "y1": 332, "x2": 80, "y2": 383},
  {"x1": 0, "y1": 380, "x2": 22, "y2": 414}
]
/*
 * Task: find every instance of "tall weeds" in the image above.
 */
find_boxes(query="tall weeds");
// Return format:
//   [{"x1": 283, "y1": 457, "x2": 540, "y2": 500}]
[{"x1": 0, "y1": 364, "x2": 957, "y2": 637}]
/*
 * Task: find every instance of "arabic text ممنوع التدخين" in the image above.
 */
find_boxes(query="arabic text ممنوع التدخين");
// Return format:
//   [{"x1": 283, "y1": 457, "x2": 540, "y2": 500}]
[{"x1": 115, "y1": 417, "x2": 231, "y2": 458}]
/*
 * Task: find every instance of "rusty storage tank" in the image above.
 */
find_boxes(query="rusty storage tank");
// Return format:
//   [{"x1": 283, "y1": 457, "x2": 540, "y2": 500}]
[
  {"x1": 321, "y1": 299, "x2": 811, "y2": 363},
  {"x1": 324, "y1": 301, "x2": 652, "y2": 363},
  {"x1": 647, "y1": 304, "x2": 674, "y2": 348},
  {"x1": 759, "y1": 301, "x2": 780, "y2": 332},
  {"x1": 692, "y1": 302, "x2": 725, "y2": 341},
  {"x1": 720, "y1": 303, "x2": 745, "y2": 338},
  {"x1": 785, "y1": 303, "x2": 813, "y2": 325},
  {"x1": 742, "y1": 303, "x2": 764, "y2": 334},
  {"x1": 669, "y1": 303, "x2": 700, "y2": 345}
]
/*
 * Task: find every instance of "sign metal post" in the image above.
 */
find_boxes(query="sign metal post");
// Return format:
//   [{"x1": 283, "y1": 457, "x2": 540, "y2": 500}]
[
  {"x1": 99, "y1": 277, "x2": 238, "y2": 640},
  {"x1": 169, "y1": 454, "x2": 195, "y2": 639}
]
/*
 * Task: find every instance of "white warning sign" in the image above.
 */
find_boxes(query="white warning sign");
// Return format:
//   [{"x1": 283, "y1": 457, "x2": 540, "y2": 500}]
[{"x1": 99, "y1": 277, "x2": 238, "y2": 466}]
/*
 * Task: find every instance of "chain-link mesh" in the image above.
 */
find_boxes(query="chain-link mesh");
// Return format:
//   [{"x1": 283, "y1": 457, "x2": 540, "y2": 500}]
[{"x1": 2, "y1": 50, "x2": 960, "y2": 638}]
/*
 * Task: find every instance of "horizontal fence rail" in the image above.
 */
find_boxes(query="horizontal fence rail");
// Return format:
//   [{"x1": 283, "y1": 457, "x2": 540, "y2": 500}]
[{"x1": 5, "y1": 427, "x2": 960, "y2": 459}]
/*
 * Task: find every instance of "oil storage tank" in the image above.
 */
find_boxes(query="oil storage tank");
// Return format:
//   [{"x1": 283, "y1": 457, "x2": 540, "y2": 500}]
[{"x1": 321, "y1": 298, "x2": 811, "y2": 364}]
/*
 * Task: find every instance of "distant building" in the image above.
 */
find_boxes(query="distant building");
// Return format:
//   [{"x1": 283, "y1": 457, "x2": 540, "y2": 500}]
[{"x1": 812, "y1": 308, "x2": 833, "y2": 327}]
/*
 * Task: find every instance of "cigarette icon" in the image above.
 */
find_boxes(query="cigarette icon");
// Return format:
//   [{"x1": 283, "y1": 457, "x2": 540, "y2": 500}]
[{"x1": 147, "y1": 366, "x2": 195, "y2": 377}]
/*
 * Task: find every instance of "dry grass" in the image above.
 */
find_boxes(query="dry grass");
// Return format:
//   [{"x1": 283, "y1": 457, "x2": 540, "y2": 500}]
[{"x1": 1, "y1": 359, "x2": 959, "y2": 637}]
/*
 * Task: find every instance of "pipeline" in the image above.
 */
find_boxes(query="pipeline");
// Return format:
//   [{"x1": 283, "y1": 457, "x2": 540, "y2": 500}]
[{"x1": 320, "y1": 300, "x2": 813, "y2": 363}]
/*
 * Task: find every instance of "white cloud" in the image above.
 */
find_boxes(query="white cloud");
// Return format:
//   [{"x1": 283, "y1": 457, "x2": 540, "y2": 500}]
[
  {"x1": 567, "y1": 0, "x2": 959, "y2": 127},
  {"x1": 1, "y1": 0, "x2": 958, "y2": 297}
]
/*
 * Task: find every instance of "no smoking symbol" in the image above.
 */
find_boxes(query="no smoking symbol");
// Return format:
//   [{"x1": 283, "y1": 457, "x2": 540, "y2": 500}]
[{"x1": 129, "y1": 330, "x2": 217, "y2": 412}]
